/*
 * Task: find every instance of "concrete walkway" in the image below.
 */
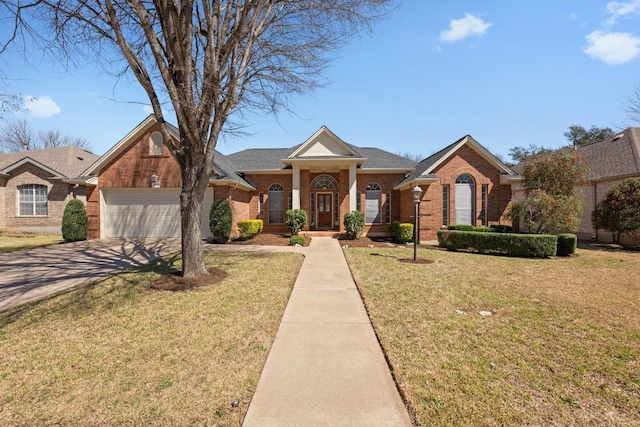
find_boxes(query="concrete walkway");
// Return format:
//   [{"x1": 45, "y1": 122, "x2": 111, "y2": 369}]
[{"x1": 243, "y1": 237, "x2": 412, "y2": 426}]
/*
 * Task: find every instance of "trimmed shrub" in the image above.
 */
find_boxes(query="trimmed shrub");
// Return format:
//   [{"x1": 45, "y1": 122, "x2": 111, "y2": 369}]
[
  {"x1": 237, "y1": 219, "x2": 263, "y2": 240},
  {"x1": 437, "y1": 230, "x2": 557, "y2": 258},
  {"x1": 61, "y1": 199, "x2": 88, "y2": 242},
  {"x1": 289, "y1": 235, "x2": 305, "y2": 246},
  {"x1": 556, "y1": 233, "x2": 577, "y2": 256},
  {"x1": 490, "y1": 224, "x2": 513, "y2": 233},
  {"x1": 396, "y1": 223, "x2": 414, "y2": 243},
  {"x1": 344, "y1": 211, "x2": 365, "y2": 240},
  {"x1": 286, "y1": 209, "x2": 307, "y2": 235},
  {"x1": 209, "y1": 199, "x2": 232, "y2": 242},
  {"x1": 447, "y1": 224, "x2": 475, "y2": 231}
]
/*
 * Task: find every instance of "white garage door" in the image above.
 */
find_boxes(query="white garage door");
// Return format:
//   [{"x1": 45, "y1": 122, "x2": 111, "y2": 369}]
[{"x1": 102, "y1": 188, "x2": 213, "y2": 239}]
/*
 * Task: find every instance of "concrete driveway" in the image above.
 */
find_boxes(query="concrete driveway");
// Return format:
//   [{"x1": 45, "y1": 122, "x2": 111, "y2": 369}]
[{"x1": 0, "y1": 239, "x2": 182, "y2": 313}]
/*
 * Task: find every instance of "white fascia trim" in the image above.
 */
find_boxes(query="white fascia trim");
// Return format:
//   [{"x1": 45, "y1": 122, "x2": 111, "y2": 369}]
[
  {"x1": 426, "y1": 136, "x2": 515, "y2": 176},
  {"x1": 288, "y1": 125, "x2": 361, "y2": 158},
  {"x1": 209, "y1": 179, "x2": 255, "y2": 191},
  {"x1": 500, "y1": 174, "x2": 523, "y2": 185},
  {"x1": 357, "y1": 168, "x2": 415, "y2": 174},
  {"x1": 233, "y1": 169, "x2": 291, "y2": 174},
  {"x1": 62, "y1": 176, "x2": 99, "y2": 186},
  {"x1": 393, "y1": 177, "x2": 439, "y2": 191},
  {"x1": 282, "y1": 158, "x2": 366, "y2": 167},
  {"x1": 0, "y1": 157, "x2": 65, "y2": 178}
]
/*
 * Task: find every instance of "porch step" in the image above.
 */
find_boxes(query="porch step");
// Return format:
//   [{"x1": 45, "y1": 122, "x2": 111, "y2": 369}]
[{"x1": 302, "y1": 231, "x2": 343, "y2": 238}]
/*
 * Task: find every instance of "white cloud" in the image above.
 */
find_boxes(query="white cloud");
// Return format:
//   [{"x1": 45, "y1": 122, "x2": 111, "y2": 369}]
[
  {"x1": 23, "y1": 95, "x2": 61, "y2": 118},
  {"x1": 439, "y1": 13, "x2": 492, "y2": 43},
  {"x1": 142, "y1": 104, "x2": 153, "y2": 114},
  {"x1": 582, "y1": 30, "x2": 640, "y2": 65},
  {"x1": 605, "y1": 0, "x2": 640, "y2": 25}
]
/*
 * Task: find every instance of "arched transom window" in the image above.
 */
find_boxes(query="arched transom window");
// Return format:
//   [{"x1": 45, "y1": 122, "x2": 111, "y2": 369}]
[
  {"x1": 455, "y1": 174, "x2": 475, "y2": 225},
  {"x1": 310, "y1": 174, "x2": 338, "y2": 191},
  {"x1": 268, "y1": 183, "x2": 284, "y2": 224},
  {"x1": 149, "y1": 131, "x2": 164, "y2": 156},
  {"x1": 365, "y1": 182, "x2": 382, "y2": 224}
]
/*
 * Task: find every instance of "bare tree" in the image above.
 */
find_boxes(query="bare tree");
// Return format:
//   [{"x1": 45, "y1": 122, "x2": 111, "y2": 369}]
[
  {"x1": 6, "y1": 0, "x2": 391, "y2": 278},
  {"x1": 624, "y1": 86, "x2": 640, "y2": 125},
  {"x1": 0, "y1": 118, "x2": 91, "y2": 152}
]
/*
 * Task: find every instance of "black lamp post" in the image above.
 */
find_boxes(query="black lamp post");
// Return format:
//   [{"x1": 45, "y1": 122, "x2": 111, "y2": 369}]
[{"x1": 412, "y1": 185, "x2": 423, "y2": 261}]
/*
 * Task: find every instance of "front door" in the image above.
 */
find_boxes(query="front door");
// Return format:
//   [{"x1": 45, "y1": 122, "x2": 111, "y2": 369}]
[{"x1": 317, "y1": 193, "x2": 333, "y2": 229}]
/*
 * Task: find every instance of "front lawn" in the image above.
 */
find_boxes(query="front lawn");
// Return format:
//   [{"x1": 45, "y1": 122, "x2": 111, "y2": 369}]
[
  {"x1": 344, "y1": 247, "x2": 640, "y2": 426},
  {"x1": 0, "y1": 234, "x2": 63, "y2": 253},
  {"x1": 0, "y1": 250, "x2": 303, "y2": 426}
]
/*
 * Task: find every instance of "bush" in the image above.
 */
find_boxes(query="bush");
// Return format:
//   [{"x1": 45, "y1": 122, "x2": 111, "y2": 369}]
[
  {"x1": 237, "y1": 219, "x2": 263, "y2": 240},
  {"x1": 61, "y1": 199, "x2": 88, "y2": 242},
  {"x1": 286, "y1": 209, "x2": 307, "y2": 235},
  {"x1": 556, "y1": 233, "x2": 577, "y2": 256},
  {"x1": 447, "y1": 224, "x2": 475, "y2": 231},
  {"x1": 396, "y1": 223, "x2": 414, "y2": 243},
  {"x1": 344, "y1": 211, "x2": 365, "y2": 240},
  {"x1": 289, "y1": 235, "x2": 305, "y2": 246},
  {"x1": 490, "y1": 224, "x2": 513, "y2": 233},
  {"x1": 437, "y1": 230, "x2": 557, "y2": 258},
  {"x1": 209, "y1": 199, "x2": 232, "y2": 242}
]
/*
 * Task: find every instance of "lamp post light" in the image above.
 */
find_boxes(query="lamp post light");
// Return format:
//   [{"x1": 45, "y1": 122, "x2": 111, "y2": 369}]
[{"x1": 412, "y1": 185, "x2": 423, "y2": 261}]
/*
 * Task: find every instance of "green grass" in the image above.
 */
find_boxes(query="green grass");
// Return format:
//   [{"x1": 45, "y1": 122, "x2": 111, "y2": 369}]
[
  {"x1": 0, "y1": 234, "x2": 64, "y2": 252},
  {"x1": 344, "y1": 247, "x2": 640, "y2": 426},
  {"x1": 0, "y1": 250, "x2": 303, "y2": 426}
]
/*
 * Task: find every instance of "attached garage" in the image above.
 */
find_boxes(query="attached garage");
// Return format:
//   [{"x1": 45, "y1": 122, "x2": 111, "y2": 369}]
[{"x1": 101, "y1": 188, "x2": 213, "y2": 239}]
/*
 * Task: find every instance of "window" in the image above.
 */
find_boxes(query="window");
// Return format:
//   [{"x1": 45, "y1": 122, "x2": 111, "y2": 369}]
[
  {"x1": 481, "y1": 184, "x2": 489, "y2": 226},
  {"x1": 268, "y1": 184, "x2": 284, "y2": 224},
  {"x1": 149, "y1": 131, "x2": 163, "y2": 156},
  {"x1": 19, "y1": 184, "x2": 48, "y2": 216},
  {"x1": 442, "y1": 184, "x2": 450, "y2": 226},
  {"x1": 311, "y1": 174, "x2": 338, "y2": 190},
  {"x1": 288, "y1": 191, "x2": 293, "y2": 211},
  {"x1": 365, "y1": 183, "x2": 381, "y2": 224},
  {"x1": 455, "y1": 174, "x2": 475, "y2": 225},
  {"x1": 356, "y1": 192, "x2": 361, "y2": 212},
  {"x1": 385, "y1": 192, "x2": 391, "y2": 224},
  {"x1": 258, "y1": 192, "x2": 264, "y2": 218},
  {"x1": 334, "y1": 192, "x2": 339, "y2": 226}
]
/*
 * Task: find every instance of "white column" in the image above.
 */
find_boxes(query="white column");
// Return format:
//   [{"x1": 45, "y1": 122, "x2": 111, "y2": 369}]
[
  {"x1": 349, "y1": 163, "x2": 357, "y2": 211},
  {"x1": 292, "y1": 165, "x2": 301, "y2": 209}
]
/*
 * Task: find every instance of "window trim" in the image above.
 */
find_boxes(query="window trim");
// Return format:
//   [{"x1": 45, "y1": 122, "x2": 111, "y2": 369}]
[
  {"x1": 268, "y1": 183, "x2": 285, "y2": 225},
  {"x1": 364, "y1": 182, "x2": 382, "y2": 225},
  {"x1": 18, "y1": 184, "x2": 48, "y2": 217}
]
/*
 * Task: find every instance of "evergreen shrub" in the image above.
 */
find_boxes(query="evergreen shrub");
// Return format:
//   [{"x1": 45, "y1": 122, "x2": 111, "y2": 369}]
[
  {"x1": 237, "y1": 219, "x2": 263, "y2": 240},
  {"x1": 344, "y1": 211, "x2": 365, "y2": 240},
  {"x1": 209, "y1": 199, "x2": 232, "y2": 242},
  {"x1": 61, "y1": 199, "x2": 88, "y2": 242},
  {"x1": 437, "y1": 230, "x2": 557, "y2": 258}
]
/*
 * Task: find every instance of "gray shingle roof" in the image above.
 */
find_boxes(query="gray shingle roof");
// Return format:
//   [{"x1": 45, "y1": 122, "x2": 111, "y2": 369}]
[
  {"x1": 574, "y1": 127, "x2": 640, "y2": 179},
  {"x1": 225, "y1": 146, "x2": 416, "y2": 171},
  {"x1": 0, "y1": 146, "x2": 100, "y2": 178},
  {"x1": 511, "y1": 127, "x2": 640, "y2": 179},
  {"x1": 212, "y1": 151, "x2": 255, "y2": 188}
]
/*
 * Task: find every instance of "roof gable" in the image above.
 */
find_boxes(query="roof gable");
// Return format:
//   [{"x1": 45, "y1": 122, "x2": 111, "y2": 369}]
[
  {"x1": 0, "y1": 146, "x2": 99, "y2": 178},
  {"x1": 288, "y1": 126, "x2": 362, "y2": 158},
  {"x1": 0, "y1": 156, "x2": 64, "y2": 178}
]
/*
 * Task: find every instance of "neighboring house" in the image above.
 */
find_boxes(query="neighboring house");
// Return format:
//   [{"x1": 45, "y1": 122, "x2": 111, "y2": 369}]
[
  {"x1": 574, "y1": 127, "x2": 640, "y2": 244},
  {"x1": 0, "y1": 146, "x2": 100, "y2": 233},
  {"x1": 77, "y1": 115, "x2": 519, "y2": 241}
]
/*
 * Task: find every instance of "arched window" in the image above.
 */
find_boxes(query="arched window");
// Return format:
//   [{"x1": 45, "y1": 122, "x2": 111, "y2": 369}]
[
  {"x1": 149, "y1": 131, "x2": 163, "y2": 156},
  {"x1": 18, "y1": 184, "x2": 48, "y2": 216},
  {"x1": 268, "y1": 183, "x2": 284, "y2": 224},
  {"x1": 365, "y1": 183, "x2": 382, "y2": 224},
  {"x1": 310, "y1": 174, "x2": 338, "y2": 190},
  {"x1": 455, "y1": 174, "x2": 475, "y2": 225}
]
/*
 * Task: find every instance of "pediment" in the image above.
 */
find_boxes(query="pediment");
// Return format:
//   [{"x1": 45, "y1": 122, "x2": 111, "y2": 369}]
[{"x1": 289, "y1": 126, "x2": 361, "y2": 158}]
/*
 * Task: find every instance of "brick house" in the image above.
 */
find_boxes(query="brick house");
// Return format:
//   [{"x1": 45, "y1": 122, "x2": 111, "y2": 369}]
[
  {"x1": 0, "y1": 146, "x2": 99, "y2": 233},
  {"x1": 573, "y1": 127, "x2": 640, "y2": 244},
  {"x1": 78, "y1": 115, "x2": 519, "y2": 241}
]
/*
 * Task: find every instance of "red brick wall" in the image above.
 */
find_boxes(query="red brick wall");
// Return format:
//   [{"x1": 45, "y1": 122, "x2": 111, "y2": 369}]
[
  {"x1": 100, "y1": 125, "x2": 183, "y2": 189},
  {"x1": 399, "y1": 145, "x2": 513, "y2": 241},
  {"x1": 356, "y1": 173, "x2": 406, "y2": 235},
  {"x1": 1, "y1": 163, "x2": 81, "y2": 232},
  {"x1": 243, "y1": 173, "x2": 292, "y2": 233}
]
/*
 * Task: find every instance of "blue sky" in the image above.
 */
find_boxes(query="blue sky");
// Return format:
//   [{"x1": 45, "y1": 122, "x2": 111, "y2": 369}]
[{"x1": 1, "y1": 1, "x2": 640, "y2": 161}]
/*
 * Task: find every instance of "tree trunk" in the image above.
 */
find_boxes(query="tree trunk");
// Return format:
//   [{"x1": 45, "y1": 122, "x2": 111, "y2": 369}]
[{"x1": 178, "y1": 141, "x2": 211, "y2": 279}]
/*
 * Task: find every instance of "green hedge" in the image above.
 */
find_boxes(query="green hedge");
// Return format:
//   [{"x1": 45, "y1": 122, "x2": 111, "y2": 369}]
[
  {"x1": 437, "y1": 230, "x2": 558, "y2": 258},
  {"x1": 237, "y1": 219, "x2": 263, "y2": 240},
  {"x1": 447, "y1": 224, "x2": 512, "y2": 233},
  {"x1": 397, "y1": 223, "x2": 414, "y2": 243},
  {"x1": 556, "y1": 233, "x2": 577, "y2": 256}
]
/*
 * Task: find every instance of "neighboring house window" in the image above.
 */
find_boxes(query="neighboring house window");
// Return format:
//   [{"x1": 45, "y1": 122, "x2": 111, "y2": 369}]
[
  {"x1": 19, "y1": 184, "x2": 48, "y2": 216},
  {"x1": 268, "y1": 184, "x2": 284, "y2": 224},
  {"x1": 365, "y1": 183, "x2": 382, "y2": 224},
  {"x1": 455, "y1": 174, "x2": 475, "y2": 225},
  {"x1": 442, "y1": 184, "x2": 450, "y2": 226},
  {"x1": 385, "y1": 192, "x2": 391, "y2": 224},
  {"x1": 149, "y1": 131, "x2": 163, "y2": 156},
  {"x1": 481, "y1": 184, "x2": 489, "y2": 226}
]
